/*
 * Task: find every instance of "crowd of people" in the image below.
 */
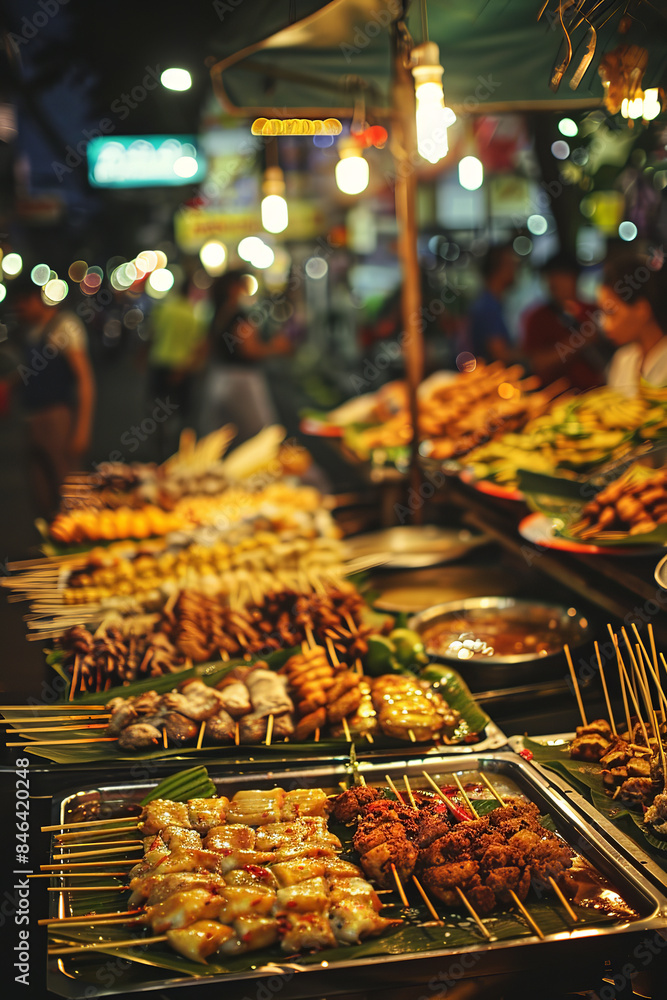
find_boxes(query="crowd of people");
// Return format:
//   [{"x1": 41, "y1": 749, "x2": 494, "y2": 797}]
[{"x1": 1, "y1": 242, "x2": 666, "y2": 517}]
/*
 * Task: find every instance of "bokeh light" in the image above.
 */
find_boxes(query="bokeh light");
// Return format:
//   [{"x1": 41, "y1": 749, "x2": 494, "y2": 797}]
[
  {"x1": 161, "y1": 68, "x2": 192, "y2": 91},
  {"x1": 513, "y1": 236, "x2": 533, "y2": 256},
  {"x1": 558, "y1": 118, "x2": 578, "y2": 137},
  {"x1": 149, "y1": 268, "x2": 175, "y2": 292},
  {"x1": 31, "y1": 263, "x2": 50, "y2": 286},
  {"x1": 305, "y1": 257, "x2": 328, "y2": 279},
  {"x1": 551, "y1": 140, "x2": 570, "y2": 160},
  {"x1": 199, "y1": 241, "x2": 227, "y2": 274},
  {"x1": 3, "y1": 253, "x2": 23, "y2": 277},
  {"x1": 527, "y1": 214, "x2": 548, "y2": 235},
  {"x1": 618, "y1": 220, "x2": 638, "y2": 241},
  {"x1": 68, "y1": 260, "x2": 88, "y2": 282},
  {"x1": 42, "y1": 278, "x2": 68, "y2": 305},
  {"x1": 238, "y1": 237, "x2": 265, "y2": 262},
  {"x1": 173, "y1": 156, "x2": 199, "y2": 179}
]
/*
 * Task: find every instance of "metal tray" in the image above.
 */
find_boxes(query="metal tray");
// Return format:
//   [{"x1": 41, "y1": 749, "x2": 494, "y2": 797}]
[
  {"x1": 46, "y1": 752, "x2": 667, "y2": 998},
  {"x1": 509, "y1": 733, "x2": 667, "y2": 895}
]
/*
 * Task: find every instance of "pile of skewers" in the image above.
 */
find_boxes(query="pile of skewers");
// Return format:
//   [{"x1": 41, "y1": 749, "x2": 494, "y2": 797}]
[
  {"x1": 565, "y1": 622, "x2": 667, "y2": 832},
  {"x1": 40, "y1": 771, "x2": 632, "y2": 970},
  {"x1": 570, "y1": 465, "x2": 667, "y2": 540},
  {"x1": 50, "y1": 586, "x2": 375, "y2": 693}
]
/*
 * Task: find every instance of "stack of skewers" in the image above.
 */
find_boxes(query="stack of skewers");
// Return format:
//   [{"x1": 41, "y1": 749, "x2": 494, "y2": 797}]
[{"x1": 40, "y1": 769, "x2": 635, "y2": 972}]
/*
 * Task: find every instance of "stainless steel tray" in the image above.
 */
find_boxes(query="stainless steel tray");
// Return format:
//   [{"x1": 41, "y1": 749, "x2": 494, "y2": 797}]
[
  {"x1": 46, "y1": 753, "x2": 667, "y2": 998},
  {"x1": 509, "y1": 732, "x2": 667, "y2": 895}
]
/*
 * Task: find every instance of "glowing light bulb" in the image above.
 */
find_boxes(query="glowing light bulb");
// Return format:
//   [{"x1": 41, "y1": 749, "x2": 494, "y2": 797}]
[
  {"x1": 199, "y1": 241, "x2": 227, "y2": 274},
  {"x1": 643, "y1": 88, "x2": 661, "y2": 121},
  {"x1": 161, "y1": 68, "x2": 192, "y2": 91},
  {"x1": 261, "y1": 194, "x2": 288, "y2": 234},
  {"x1": 458, "y1": 156, "x2": 483, "y2": 191},
  {"x1": 335, "y1": 146, "x2": 369, "y2": 195},
  {"x1": 3, "y1": 252, "x2": 22, "y2": 277},
  {"x1": 411, "y1": 42, "x2": 455, "y2": 165}
]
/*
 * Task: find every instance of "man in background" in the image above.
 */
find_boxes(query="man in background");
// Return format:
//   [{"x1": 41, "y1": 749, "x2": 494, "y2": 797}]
[
  {"x1": 468, "y1": 244, "x2": 518, "y2": 363},
  {"x1": 520, "y1": 252, "x2": 605, "y2": 390}
]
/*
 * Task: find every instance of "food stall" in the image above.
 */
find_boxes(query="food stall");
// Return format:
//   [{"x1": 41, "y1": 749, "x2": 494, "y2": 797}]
[{"x1": 3, "y1": 2, "x2": 667, "y2": 999}]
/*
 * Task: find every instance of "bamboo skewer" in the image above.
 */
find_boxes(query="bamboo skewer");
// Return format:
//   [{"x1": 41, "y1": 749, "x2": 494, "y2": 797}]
[
  {"x1": 614, "y1": 639, "x2": 650, "y2": 746},
  {"x1": 325, "y1": 636, "x2": 340, "y2": 667},
  {"x1": 421, "y1": 772, "x2": 468, "y2": 820},
  {"x1": 55, "y1": 825, "x2": 140, "y2": 842},
  {"x1": 452, "y1": 774, "x2": 478, "y2": 819},
  {"x1": 547, "y1": 876, "x2": 578, "y2": 922},
  {"x1": 594, "y1": 641, "x2": 617, "y2": 736},
  {"x1": 52, "y1": 839, "x2": 141, "y2": 849},
  {"x1": 162, "y1": 728, "x2": 168, "y2": 749},
  {"x1": 341, "y1": 717, "x2": 352, "y2": 743},
  {"x1": 30, "y1": 872, "x2": 133, "y2": 879},
  {"x1": 412, "y1": 876, "x2": 443, "y2": 923},
  {"x1": 403, "y1": 774, "x2": 417, "y2": 809},
  {"x1": 42, "y1": 816, "x2": 138, "y2": 833},
  {"x1": 7, "y1": 737, "x2": 118, "y2": 746},
  {"x1": 635, "y1": 640, "x2": 667, "y2": 721},
  {"x1": 51, "y1": 845, "x2": 141, "y2": 861},
  {"x1": 407, "y1": 729, "x2": 417, "y2": 743},
  {"x1": 42, "y1": 859, "x2": 136, "y2": 870},
  {"x1": 385, "y1": 774, "x2": 406, "y2": 805},
  {"x1": 609, "y1": 627, "x2": 633, "y2": 737},
  {"x1": 0, "y1": 704, "x2": 108, "y2": 711},
  {"x1": 653, "y1": 710, "x2": 667, "y2": 787},
  {"x1": 509, "y1": 889, "x2": 544, "y2": 939},
  {"x1": 48, "y1": 934, "x2": 168, "y2": 955},
  {"x1": 234, "y1": 721, "x2": 240, "y2": 746},
  {"x1": 5, "y1": 723, "x2": 110, "y2": 734},
  {"x1": 265, "y1": 714, "x2": 274, "y2": 747},
  {"x1": 455, "y1": 886, "x2": 491, "y2": 939},
  {"x1": 47, "y1": 885, "x2": 129, "y2": 892},
  {"x1": 564, "y1": 644, "x2": 587, "y2": 727},
  {"x1": 196, "y1": 720, "x2": 205, "y2": 750},
  {"x1": 479, "y1": 773, "x2": 505, "y2": 806},
  {"x1": 39, "y1": 909, "x2": 141, "y2": 925},
  {"x1": 0, "y1": 714, "x2": 111, "y2": 723},
  {"x1": 390, "y1": 863, "x2": 409, "y2": 907}
]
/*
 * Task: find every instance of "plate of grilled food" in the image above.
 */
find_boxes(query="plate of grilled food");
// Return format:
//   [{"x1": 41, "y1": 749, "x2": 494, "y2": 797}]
[
  {"x1": 43, "y1": 754, "x2": 666, "y2": 997},
  {"x1": 1, "y1": 647, "x2": 502, "y2": 764}
]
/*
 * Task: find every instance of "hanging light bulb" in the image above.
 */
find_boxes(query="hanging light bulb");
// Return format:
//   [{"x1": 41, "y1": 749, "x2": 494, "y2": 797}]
[
  {"x1": 335, "y1": 141, "x2": 369, "y2": 195},
  {"x1": 643, "y1": 88, "x2": 662, "y2": 121},
  {"x1": 458, "y1": 155, "x2": 483, "y2": 191},
  {"x1": 411, "y1": 42, "x2": 456, "y2": 164},
  {"x1": 261, "y1": 167, "x2": 288, "y2": 234}
]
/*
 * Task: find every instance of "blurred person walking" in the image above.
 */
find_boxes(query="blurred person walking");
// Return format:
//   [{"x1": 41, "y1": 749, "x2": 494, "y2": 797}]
[
  {"x1": 147, "y1": 277, "x2": 207, "y2": 458},
  {"x1": 598, "y1": 251, "x2": 667, "y2": 396},
  {"x1": 520, "y1": 252, "x2": 606, "y2": 390},
  {"x1": 10, "y1": 280, "x2": 95, "y2": 517},
  {"x1": 201, "y1": 270, "x2": 291, "y2": 444},
  {"x1": 468, "y1": 244, "x2": 519, "y2": 363}
]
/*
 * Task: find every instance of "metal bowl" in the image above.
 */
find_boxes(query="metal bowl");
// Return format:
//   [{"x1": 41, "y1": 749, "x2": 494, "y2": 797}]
[{"x1": 409, "y1": 597, "x2": 593, "y2": 689}]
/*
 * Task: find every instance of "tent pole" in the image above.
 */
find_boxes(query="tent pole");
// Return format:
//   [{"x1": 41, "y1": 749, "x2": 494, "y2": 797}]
[{"x1": 391, "y1": 16, "x2": 424, "y2": 524}]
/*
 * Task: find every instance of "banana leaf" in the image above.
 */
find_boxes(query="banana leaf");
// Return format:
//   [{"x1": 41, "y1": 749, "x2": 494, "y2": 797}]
[
  {"x1": 6, "y1": 659, "x2": 490, "y2": 765},
  {"x1": 49, "y1": 798, "x2": 616, "y2": 991},
  {"x1": 524, "y1": 738, "x2": 667, "y2": 866}
]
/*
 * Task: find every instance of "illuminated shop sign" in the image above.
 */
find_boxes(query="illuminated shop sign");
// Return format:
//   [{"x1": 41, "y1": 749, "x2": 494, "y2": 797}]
[{"x1": 87, "y1": 135, "x2": 206, "y2": 188}]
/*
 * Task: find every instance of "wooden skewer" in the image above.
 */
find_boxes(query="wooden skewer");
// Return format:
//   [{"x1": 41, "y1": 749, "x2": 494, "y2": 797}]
[
  {"x1": 547, "y1": 876, "x2": 578, "y2": 923},
  {"x1": 5, "y1": 723, "x2": 110, "y2": 734},
  {"x1": 479, "y1": 772, "x2": 505, "y2": 806},
  {"x1": 48, "y1": 934, "x2": 168, "y2": 955},
  {"x1": 304, "y1": 624, "x2": 316, "y2": 649},
  {"x1": 7, "y1": 737, "x2": 118, "y2": 746},
  {"x1": 564, "y1": 644, "x2": 587, "y2": 727},
  {"x1": 234, "y1": 721, "x2": 240, "y2": 746},
  {"x1": 30, "y1": 872, "x2": 133, "y2": 879},
  {"x1": 265, "y1": 714, "x2": 274, "y2": 747},
  {"x1": 0, "y1": 705, "x2": 108, "y2": 711},
  {"x1": 325, "y1": 636, "x2": 340, "y2": 667},
  {"x1": 42, "y1": 859, "x2": 136, "y2": 871},
  {"x1": 39, "y1": 909, "x2": 141, "y2": 925},
  {"x1": 403, "y1": 774, "x2": 417, "y2": 810},
  {"x1": 407, "y1": 729, "x2": 417, "y2": 743},
  {"x1": 314, "y1": 728, "x2": 320, "y2": 742},
  {"x1": 69, "y1": 655, "x2": 80, "y2": 701},
  {"x1": 342, "y1": 717, "x2": 352, "y2": 743},
  {"x1": 636, "y1": 641, "x2": 667, "y2": 720},
  {"x1": 390, "y1": 863, "x2": 409, "y2": 907},
  {"x1": 455, "y1": 886, "x2": 491, "y2": 939},
  {"x1": 594, "y1": 641, "x2": 617, "y2": 736},
  {"x1": 0, "y1": 715, "x2": 111, "y2": 723},
  {"x1": 635, "y1": 644, "x2": 657, "y2": 734},
  {"x1": 385, "y1": 774, "x2": 406, "y2": 805},
  {"x1": 614, "y1": 638, "x2": 650, "y2": 746},
  {"x1": 52, "y1": 839, "x2": 142, "y2": 848},
  {"x1": 358, "y1": 774, "x2": 367, "y2": 786},
  {"x1": 196, "y1": 720, "x2": 205, "y2": 751},
  {"x1": 365, "y1": 731, "x2": 374, "y2": 744},
  {"x1": 42, "y1": 817, "x2": 138, "y2": 833},
  {"x1": 47, "y1": 885, "x2": 129, "y2": 892},
  {"x1": 452, "y1": 774, "x2": 478, "y2": 819},
  {"x1": 354, "y1": 658, "x2": 364, "y2": 677},
  {"x1": 421, "y1": 772, "x2": 467, "y2": 819},
  {"x1": 653, "y1": 710, "x2": 667, "y2": 788},
  {"x1": 162, "y1": 728, "x2": 168, "y2": 749},
  {"x1": 509, "y1": 889, "x2": 544, "y2": 939},
  {"x1": 412, "y1": 876, "x2": 442, "y2": 923},
  {"x1": 51, "y1": 845, "x2": 141, "y2": 861},
  {"x1": 609, "y1": 627, "x2": 633, "y2": 737}
]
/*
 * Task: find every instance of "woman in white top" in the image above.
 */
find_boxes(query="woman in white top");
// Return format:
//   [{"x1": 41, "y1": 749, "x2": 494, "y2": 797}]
[{"x1": 598, "y1": 251, "x2": 667, "y2": 396}]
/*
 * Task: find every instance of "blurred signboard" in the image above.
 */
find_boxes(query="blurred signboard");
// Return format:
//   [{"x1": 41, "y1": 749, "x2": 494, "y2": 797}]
[
  {"x1": 175, "y1": 200, "x2": 325, "y2": 252},
  {"x1": 87, "y1": 136, "x2": 206, "y2": 188}
]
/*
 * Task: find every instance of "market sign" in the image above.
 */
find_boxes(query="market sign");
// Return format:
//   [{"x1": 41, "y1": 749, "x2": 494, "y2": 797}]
[
  {"x1": 175, "y1": 201, "x2": 326, "y2": 252},
  {"x1": 87, "y1": 136, "x2": 206, "y2": 188}
]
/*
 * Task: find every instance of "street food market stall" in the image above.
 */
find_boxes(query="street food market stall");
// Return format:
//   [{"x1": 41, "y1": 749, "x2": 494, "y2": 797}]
[{"x1": 3, "y1": 2, "x2": 667, "y2": 998}]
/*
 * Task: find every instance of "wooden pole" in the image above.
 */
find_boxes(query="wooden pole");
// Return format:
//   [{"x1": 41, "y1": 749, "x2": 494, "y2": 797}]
[{"x1": 391, "y1": 11, "x2": 424, "y2": 525}]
